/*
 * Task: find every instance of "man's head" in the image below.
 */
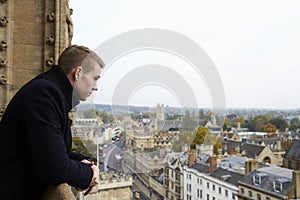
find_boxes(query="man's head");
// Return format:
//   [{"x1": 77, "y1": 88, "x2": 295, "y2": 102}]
[{"x1": 58, "y1": 45, "x2": 105, "y2": 101}]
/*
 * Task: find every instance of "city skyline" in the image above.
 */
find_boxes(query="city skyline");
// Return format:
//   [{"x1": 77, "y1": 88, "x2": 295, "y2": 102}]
[{"x1": 70, "y1": 0, "x2": 300, "y2": 109}]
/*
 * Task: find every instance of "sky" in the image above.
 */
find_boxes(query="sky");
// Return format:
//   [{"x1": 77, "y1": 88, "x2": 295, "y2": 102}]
[{"x1": 70, "y1": 0, "x2": 300, "y2": 109}]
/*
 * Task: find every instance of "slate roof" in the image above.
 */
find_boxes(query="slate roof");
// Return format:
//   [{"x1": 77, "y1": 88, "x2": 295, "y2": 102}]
[
  {"x1": 225, "y1": 140, "x2": 241, "y2": 153},
  {"x1": 190, "y1": 163, "x2": 209, "y2": 174},
  {"x1": 241, "y1": 143, "x2": 265, "y2": 157},
  {"x1": 157, "y1": 120, "x2": 182, "y2": 131},
  {"x1": 285, "y1": 139, "x2": 300, "y2": 160},
  {"x1": 210, "y1": 168, "x2": 244, "y2": 187},
  {"x1": 239, "y1": 166, "x2": 293, "y2": 198}
]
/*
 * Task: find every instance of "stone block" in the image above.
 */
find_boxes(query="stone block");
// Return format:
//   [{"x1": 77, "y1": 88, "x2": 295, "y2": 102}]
[
  {"x1": 13, "y1": 0, "x2": 44, "y2": 23},
  {"x1": 12, "y1": 44, "x2": 25, "y2": 69},
  {"x1": 24, "y1": 44, "x2": 43, "y2": 70},
  {"x1": 13, "y1": 21, "x2": 43, "y2": 45},
  {"x1": 10, "y1": 68, "x2": 41, "y2": 86}
]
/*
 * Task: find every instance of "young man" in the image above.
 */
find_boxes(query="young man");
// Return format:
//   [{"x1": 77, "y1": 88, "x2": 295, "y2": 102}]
[{"x1": 0, "y1": 45, "x2": 105, "y2": 199}]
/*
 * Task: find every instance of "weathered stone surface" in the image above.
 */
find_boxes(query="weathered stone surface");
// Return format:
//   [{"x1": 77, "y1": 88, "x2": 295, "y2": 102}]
[
  {"x1": 13, "y1": 0, "x2": 44, "y2": 23},
  {"x1": 42, "y1": 183, "x2": 76, "y2": 200},
  {"x1": 13, "y1": 21, "x2": 43, "y2": 45},
  {"x1": 0, "y1": 0, "x2": 73, "y2": 117}
]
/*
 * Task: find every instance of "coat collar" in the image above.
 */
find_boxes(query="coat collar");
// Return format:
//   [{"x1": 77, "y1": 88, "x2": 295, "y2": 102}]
[{"x1": 41, "y1": 66, "x2": 79, "y2": 111}]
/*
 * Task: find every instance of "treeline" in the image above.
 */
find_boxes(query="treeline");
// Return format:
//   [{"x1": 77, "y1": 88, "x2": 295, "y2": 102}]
[{"x1": 224, "y1": 114, "x2": 300, "y2": 132}]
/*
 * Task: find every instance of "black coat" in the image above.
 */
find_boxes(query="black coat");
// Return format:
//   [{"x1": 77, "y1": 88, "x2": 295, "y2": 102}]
[{"x1": 0, "y1": 66, "x2": 93, "y2": 199}]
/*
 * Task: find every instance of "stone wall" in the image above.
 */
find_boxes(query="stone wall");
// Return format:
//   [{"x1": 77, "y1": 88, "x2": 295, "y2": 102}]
[{"x1": 0, "y1": 0, "x2": 72, "y2": 119}]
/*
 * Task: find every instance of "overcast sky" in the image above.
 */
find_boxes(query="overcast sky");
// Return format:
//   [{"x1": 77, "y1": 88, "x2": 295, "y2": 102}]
[{"x1": 70, "y1": 0, "x2": 300, "y2": 109}]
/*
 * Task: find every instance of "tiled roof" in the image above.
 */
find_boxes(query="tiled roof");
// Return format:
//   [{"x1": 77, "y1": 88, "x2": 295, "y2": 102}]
[
  {"x1": 285, "y1": 139, "x2": 300, "y2": 160},
  {"x1": 210, "y1": 168, "x2": 244, "y2": 186}
]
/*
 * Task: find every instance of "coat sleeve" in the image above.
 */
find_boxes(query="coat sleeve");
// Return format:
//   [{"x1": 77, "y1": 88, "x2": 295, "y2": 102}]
[{"x1": 22, "y1": 82, "x2": 92, "y2": 189}]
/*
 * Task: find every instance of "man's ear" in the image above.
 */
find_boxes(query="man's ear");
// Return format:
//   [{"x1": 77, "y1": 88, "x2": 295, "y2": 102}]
[{"x1": 73, "y1": 66, "x2": 82, "y2": 81}]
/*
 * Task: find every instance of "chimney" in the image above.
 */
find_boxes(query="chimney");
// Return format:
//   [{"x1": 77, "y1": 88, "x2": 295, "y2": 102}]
[
  {"x1": 209, "y1": 156, "x2": 217, "y2": 173},
  {"x1": 245, "y1": 159, "x2": 259, "y2": 174},
  {"x1": 276, "y1": 140, "x2": 281, "y2": 151},
  {"x1": 293, "y1": 170, "x2": 300, "y2": 199},
  {"x1": 188, "y1": 152, "x2": 195, "y2": 167},
  {"x1": 230, "y1": 150, "x2": 237, "y2": 156}
]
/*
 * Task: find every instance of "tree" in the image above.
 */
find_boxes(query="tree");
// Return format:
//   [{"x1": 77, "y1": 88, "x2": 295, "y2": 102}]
[
  {"x1": 172, "y1": 131, "x2": 194, "y2": 152},
  {"x1": 270, "y1": 118, "x2": 289, "y2": 131},
  {"x1": 263, "y1": 123, "x2": 277, "y2": 133},
  {"x1": 290, "y1": 117, "x2": 300, "y2": 125},
  {"x1": 213, "y1": 140, "x2": 222, "y2": 155},
  {"x1": 190, "y1": 126, "x2": 209, "y2": 149},
  {"x1": 245, "y1": 114, "x2": 271, "y2": 132},
  {"x1": 72, "y1": 136, "x2": 93, "y2": 157},
  {"x1": 82, "y1": 108, "x2": 98, "y2": 118}
]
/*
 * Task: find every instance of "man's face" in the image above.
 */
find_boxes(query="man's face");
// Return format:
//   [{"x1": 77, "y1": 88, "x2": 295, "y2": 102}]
[{"x1": 73, "y1": 64, "x2": 101, "y2": 101}]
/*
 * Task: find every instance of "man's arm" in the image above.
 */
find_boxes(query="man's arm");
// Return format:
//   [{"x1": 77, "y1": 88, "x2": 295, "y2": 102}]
[{"x1": 22, "y1": 82, "x2": 93, "y2": 189}]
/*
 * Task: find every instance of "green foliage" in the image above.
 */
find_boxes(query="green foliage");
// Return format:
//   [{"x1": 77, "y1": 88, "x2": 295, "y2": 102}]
[
  {"x1": 263, "y1": 122, "x2": 277, "y2": 133},
  {"x1": 82, "y1": 109, "x2": 98, "y2": 118},
  {"x1": 72, "y1": 136, "x2": 96, "y2": 157},
  {"x1": 181, "y1": 116, "x2": 199, "y2": 131},
  {"x1": 245, "y1": 114, "x2": 272, "y2": 132},
  {"x1": 213, "y1": 140, "x2": 222, "y2": 155},
  {"x1": 270, "y1": 118, "x2": 289, "y2": 131},
  {"x1": 190, "y1": 126, "x2": 209, "y2": 149},
  {"x1": 172, "y1": 131, "x2": 195, "y2": 152}
]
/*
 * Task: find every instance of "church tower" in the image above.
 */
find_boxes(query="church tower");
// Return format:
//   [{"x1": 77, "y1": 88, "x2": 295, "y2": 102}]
[{"x1": 156, "y1": 103, "x2": 165, "y2": 121}]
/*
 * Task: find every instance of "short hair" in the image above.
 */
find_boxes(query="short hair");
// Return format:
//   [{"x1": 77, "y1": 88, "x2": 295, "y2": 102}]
[{"x1": 58, "y1": 45, "x2": 105, "y2": 74}]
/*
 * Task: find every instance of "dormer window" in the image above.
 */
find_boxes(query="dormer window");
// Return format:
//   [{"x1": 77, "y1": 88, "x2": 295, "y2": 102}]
[
  {"x1": 274, "y1": 180, "x2": 282, "y2": 192},
  {"x1": 273, "y1": 178, "x2": 290, "y2": 193},
  {"x1": 253, "y1": 173, "x2": 267, "y2": 185}
]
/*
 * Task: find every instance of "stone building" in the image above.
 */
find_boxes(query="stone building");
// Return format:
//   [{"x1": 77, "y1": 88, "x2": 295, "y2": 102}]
[
  {"x1": 238, "y1": 166, "x2": 300, "y2": 200},
  {"x1": 82, "y1": 171, "x2": 132, "y2": 200},
  {"x1": 0, "y1": 0, "x2": 72, "y2": 119},
  {"x1": 283, "y1": 139, "x2": 300, "y2": 170}
]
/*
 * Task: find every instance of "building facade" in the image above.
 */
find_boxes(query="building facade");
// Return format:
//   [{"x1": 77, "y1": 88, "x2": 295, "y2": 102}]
[{"x1": 183, "y1": 163, "x2": 242, "y2": 200}]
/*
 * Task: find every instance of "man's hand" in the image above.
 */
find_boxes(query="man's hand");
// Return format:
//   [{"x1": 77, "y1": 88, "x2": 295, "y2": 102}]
[{"x1": 76, "y1": 159, "x2": 100, "y2": 195}]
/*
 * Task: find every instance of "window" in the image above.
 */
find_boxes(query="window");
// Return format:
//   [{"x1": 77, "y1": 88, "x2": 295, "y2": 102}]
[
  {"x1": 254, "y1": 175, "x2": 260, "y2": 185},
  {"x1": 232, "y1": 193, "x2": 236, "y2": 200},
  {"x1": 257, "y1": 194, "x2": 261, "y2": 200},
  {"x1": 241, "y1": 188, "x2": 244, "y2": 194},
  {"x1": 212, "y1": 184, "x2": 215, "y2": 191},
  {"x1": 207, "y1": 182, "x2": 210, "y2": 189},
  {"x1": 189, "y1": 174, "x2": 191, "y2": 180},
  {"x1": 197, "y1": 178, "x2": 199, "y2": 184},
  {"x1": 253, "y1": 173, "x2": 267, "y2": 186},
  {"x1": 266, "y1": 197, "x2": 271, "y2": 200},
  {"x1": 274, "y1": 180, "x2": 282, "y2": 192},
  {"x1": 200, "y1": 190, "x2": 202, "y2": 198},
  {"x1": 197, "y1": 189, "x2": 200, "y2": 197},
  {"x1": 207, "y1": 194, "x2": 209, "y2": 200},
  {"x1": 219, "y1": 187, "x2": 222, "y2": 194},
  {"x1": 212, "y1": 197, "x2": 215, "y2": 200},
  {"x1": 248, "y1": 191, "x2": 252, "y2": 197},
  {"x1": 225, "y1": 190, "x2": 228, "y2": 197},
  {"x1": 200, "y1": 178, "x2": 202, "y2": 185}
]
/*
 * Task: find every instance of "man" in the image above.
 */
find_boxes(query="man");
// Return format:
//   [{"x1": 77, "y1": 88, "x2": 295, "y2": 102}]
[{"x1": 0, "y1": 45, "x2": 105, "y2": 199}]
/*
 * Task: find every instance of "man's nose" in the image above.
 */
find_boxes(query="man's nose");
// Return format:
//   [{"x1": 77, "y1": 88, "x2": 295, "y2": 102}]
[{"x1": 92, "y1": 83, "x2": 98, "y2": 91}]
